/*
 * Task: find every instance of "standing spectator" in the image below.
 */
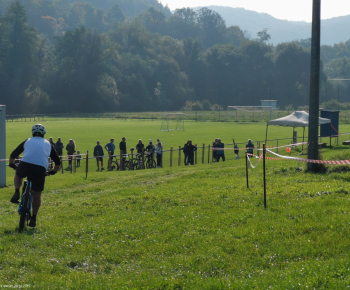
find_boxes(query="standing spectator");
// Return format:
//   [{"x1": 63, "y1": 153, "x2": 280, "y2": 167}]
[
  {"x1": 48, "y1": 137, "x2": 54, "y2": 146},
  {"x1": 66, "y1": 139, "x2": 76, "y2": 168},
  {"x1": 136, "y1": 139, "x2": 144, "y2": 154},
  {"x1": 48, "y1": 137, "x2": 55, "y2": 169},
  {"x1": 55, "y1": 137, "x2": 64, "y2": 156},
  {"x1": 93, "y1": 141, "x2": 104, "y2": 171},
  {"x1": 119, "y1": 137, "x2": 127, "y2": 169},
  {"x1": 156, "y1": 142, "x2": 162, "y2": 168},
  {"x1": 187, "y1": 140, "x2": 197, "y2": 165},
  {"x1": 104, "y1": 138, "x2": 115, "y2": 170},
  {"x1": 183, "y1": 140, "x2": 189, "y2": 165},
  {"x1": 234, "y1": 144, "x2": 240, "y2": 159},
  {"x1": 157, "y1": 138, "x2": 163, "y2": 167},
  {"x1": 246, "y1": 139, "x2": 254, "y2": 156},
  {"x1": 76, "y1": 150, "x2": 82, "y2": 167},
  {"x1": 146, "y1": 140, "x2": 155, "y2": 160},
  {"x1": 216, "y1": 138, "x2": 225, "y2": 162}
]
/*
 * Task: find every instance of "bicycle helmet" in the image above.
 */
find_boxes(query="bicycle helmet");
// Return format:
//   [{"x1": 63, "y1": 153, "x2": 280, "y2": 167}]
[
  {"x1": 130, "y1": 147, "x2": 135, "y2": 151},
  {"x1": 32, "y1": 124, "x2": 46, "y2": 136}
]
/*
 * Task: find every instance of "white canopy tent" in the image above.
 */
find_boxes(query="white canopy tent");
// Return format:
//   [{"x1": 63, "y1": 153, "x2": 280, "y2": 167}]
[{"x1": 266, "y1": 111, "x2": 331, "y2": 150}]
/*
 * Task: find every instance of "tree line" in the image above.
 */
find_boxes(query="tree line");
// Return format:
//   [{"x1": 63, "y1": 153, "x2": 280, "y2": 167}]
[{"x1": 0, "y1": 1, "x2": 350, "y2": 114}]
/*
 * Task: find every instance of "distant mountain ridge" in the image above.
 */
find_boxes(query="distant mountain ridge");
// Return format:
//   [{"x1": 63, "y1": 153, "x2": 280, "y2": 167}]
[{"x1": 192, "y1": 6, "x2": 350, "y2": 46}]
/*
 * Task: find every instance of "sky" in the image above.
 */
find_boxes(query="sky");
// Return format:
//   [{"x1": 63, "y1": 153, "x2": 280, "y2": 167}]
[{"x1": 158, "y1": 0, "x2": 350, "y2": 22}]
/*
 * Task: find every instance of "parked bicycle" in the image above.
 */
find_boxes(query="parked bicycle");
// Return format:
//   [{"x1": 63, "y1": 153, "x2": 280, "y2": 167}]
[{"x1": 145, "y1": 152, "x2": 156, "y2": 169}]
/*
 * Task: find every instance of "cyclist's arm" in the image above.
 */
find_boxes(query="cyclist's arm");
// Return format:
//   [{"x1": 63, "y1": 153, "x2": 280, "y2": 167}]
[
  {"x1": 9, "y1": 140, "x2": 27, "y2": 166},
  {"x1": 50, "y1": 146, "x2": 61, "y2": 172}
]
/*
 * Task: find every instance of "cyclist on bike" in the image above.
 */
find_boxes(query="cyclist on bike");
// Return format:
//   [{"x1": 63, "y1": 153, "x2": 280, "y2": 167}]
[{"x1": 8, "y1": 124, "x2": 61, "y2": 228}]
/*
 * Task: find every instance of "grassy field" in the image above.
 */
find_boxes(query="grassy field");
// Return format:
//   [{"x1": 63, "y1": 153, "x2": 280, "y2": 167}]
[{"x1": 2, "y1": 120, "x2": 350, "y2": 288}]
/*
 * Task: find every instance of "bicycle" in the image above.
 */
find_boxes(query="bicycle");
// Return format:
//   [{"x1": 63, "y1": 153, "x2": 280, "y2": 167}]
[
  {"x1": 18, "y1": 179, "x2": 32, "y2": 232},
  {"x1": 145, "y1": 152, "x2": 156, "y2": 169},
  {"x1": 110, "y1": 156, "x2": 120, "y2": 171}
]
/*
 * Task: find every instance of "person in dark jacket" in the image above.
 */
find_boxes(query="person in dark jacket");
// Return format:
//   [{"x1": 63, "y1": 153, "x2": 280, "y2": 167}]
[
  {"x1": 216, "y1": 138, "x2": 225, "y2": 162},
  {"x1": 186, "y1": 140, "x2": 197, "y2": 165},
  {"x1": 136, "y1": 139, "x2": 144, "y2": 154},
  {"x1": 183, "y1": 140, "x2": 189, "y2": 165},
  {"x1": 94, "y1": 141, "x2": 104, "y2": 171},
  {"x1": 246, "y1": 139, "x2": 254, "y2": 157},
  {"x1": 55, "y1": 137, "x2": 64, "y2": 156},
  {"x1": 66, "y1": 139, "x2": 76, "y2": 167},
  {"x1": 119, "y1": 137, "x2": 127, "y2": 170}
]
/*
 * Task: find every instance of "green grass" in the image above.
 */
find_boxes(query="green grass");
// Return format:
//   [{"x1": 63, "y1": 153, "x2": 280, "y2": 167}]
[{"x1": 2, "y1": 120, "x2": 350, "y2": 288}]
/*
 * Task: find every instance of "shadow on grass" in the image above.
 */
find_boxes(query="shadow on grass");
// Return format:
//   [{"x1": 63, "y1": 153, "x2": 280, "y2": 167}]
[{"x1": 4, "y1": 227, "x2": 37, "y2": 236}]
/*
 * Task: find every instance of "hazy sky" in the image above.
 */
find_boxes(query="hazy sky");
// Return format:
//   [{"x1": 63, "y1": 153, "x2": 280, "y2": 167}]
[{"x1": 158, "y1": 0, "x2": 350, "y2": 22}]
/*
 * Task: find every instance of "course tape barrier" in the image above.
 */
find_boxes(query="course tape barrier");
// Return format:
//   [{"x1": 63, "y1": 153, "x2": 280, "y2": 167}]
[
  {"x1": 266, "y1": 149, "x2": 350, "y2": 165},
  {"x1": 247, "y1": 152, "x2": 264, "y2": 169}
]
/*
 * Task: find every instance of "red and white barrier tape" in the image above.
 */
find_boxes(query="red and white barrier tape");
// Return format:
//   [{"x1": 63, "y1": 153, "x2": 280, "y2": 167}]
[{"x1": 266, "y1": 149, "x2": 350, "y2": 165}]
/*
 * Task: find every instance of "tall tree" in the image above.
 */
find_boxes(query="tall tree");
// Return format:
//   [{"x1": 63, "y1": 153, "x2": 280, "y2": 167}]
[
  {"x1": 197, "y1": 8, "x2": 226, "y2": 48},
  {"x1": 0, "y1": 2, "x2": 39, "y2": 113}
]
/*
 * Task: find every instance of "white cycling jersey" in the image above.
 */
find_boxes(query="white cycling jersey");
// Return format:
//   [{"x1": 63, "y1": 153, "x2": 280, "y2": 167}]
[{"x1": 21, "y1": 137, "x2": 52, "y2": 169}]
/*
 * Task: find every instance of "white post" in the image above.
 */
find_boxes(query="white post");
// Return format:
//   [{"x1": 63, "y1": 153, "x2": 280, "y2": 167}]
[{"x1": 0, "y1": 105, "x2": 6, "y2": 187}]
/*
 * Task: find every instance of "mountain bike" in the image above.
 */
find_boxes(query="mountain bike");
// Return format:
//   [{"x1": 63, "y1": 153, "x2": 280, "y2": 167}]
[
  {"x1": 145, "y1": 152, "x2": 156, "y2": 169},
  {"x1": 18, "y1": 180, "x2": 32, "y2": 232}
]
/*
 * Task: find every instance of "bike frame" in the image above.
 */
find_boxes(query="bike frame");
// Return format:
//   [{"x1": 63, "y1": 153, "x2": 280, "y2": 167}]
[{"x1": 18, "y1": 180, "x2": 32, "y2": 231}]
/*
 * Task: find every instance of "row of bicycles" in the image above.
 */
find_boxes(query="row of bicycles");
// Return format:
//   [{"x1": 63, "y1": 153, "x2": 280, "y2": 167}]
[{"x1": 110, "y1": 152, "x2": 156, "y2": 171}]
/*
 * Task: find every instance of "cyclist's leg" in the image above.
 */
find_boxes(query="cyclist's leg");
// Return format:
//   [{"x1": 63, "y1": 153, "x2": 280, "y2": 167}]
[
  {"x1": 28, "y1": 164, "x2": 46, "y2": 227},
  {"x1": 31, "y1": 191, "x2": 42, "y2": 216},
  {"x1": 11, "y1": 162, "x2": 28, "y2": 203}
]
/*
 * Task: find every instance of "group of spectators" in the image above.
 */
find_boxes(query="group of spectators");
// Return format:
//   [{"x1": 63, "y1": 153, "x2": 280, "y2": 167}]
[
  {"x1": 47, "y1": 136, "x2": 256, "y2": 171},
  {"x1": 93, "y1": 138, "x2": 164, "y2": 171},
  {"x1": 48, "y1": 137, "x2": 81, "y2": 168},
  {"x1": 212, "y1": 138, "x2": 255, "y2": 161},
  {"x1": 212, "y1": 138, "x2": 225, "y2": 162}
]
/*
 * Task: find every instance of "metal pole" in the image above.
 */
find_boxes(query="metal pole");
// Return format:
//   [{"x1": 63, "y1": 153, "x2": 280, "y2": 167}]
[
  {"x1": 245, "y1": 153, "x2": 249, "y2": 189},
  {"x1": 85, "y1": 151, "x2": 89, "y2": 179},
  {"x1": 0, "y1": 105, "x2": 6, "y2": 187},
  {"x1": 307, "y1": 0, "x2": 321, "y2": 171},
  {"x1": 263, "y1": 144, "x2": 267, "y2": 209}
]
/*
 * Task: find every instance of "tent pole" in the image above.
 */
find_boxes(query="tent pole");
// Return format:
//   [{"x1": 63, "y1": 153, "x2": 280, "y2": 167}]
[
  {"x1": 302, "y1": 127, "x2": 305, "y2": 152},
  {"x1": 265, "y1": 125, "x2": 268, "y2": 146}
]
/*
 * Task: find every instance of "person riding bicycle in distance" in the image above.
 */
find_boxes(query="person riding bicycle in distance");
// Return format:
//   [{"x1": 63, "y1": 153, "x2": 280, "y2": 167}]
[{"x1": 8, "y1": 124, "x2": 61, "y2": 228}]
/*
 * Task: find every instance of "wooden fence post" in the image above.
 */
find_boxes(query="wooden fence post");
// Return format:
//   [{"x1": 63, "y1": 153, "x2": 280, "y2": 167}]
[
  {"x1": 208, "y1": 145, "x2": 211, "y2": 163},
  {"x1": 85, "y1": 151, "x2": 89, "y2": 179},
  {"x1": 178, "y1": 146, "x2": 181, "y2": 166},
  {"x1": 202, "y1": 144, "x2": 205, "y2": 164},
  {"x1": 170, "y1": 147, "x2": 173, "y2": 167}
]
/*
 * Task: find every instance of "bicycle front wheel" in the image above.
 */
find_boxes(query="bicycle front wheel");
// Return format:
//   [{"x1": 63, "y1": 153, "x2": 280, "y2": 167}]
[
  {"x1": 146, "y1": 159, "x2": 156, "y2": 169},
  {"x1": 19, "y1": 193, "x2": 29, "y2": 232}
]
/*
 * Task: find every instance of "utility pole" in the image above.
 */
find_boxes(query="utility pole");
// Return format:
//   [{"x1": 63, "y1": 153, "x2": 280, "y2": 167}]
[{"x1": 307, "y1": 0, "x2": 321, "y2": 171}]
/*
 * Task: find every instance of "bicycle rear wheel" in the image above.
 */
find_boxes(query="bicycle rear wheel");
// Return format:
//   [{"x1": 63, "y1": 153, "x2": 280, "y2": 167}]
[
  {"x1": 146, "y1": 159, "x2": 156, "y2": 169},
  {"x1": 19, "y1": 181, "x2": 31, "y2": 232}
]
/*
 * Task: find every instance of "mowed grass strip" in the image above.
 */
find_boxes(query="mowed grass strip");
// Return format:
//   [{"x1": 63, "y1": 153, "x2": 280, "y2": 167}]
[{"x1": 2, "y1": 120, "x2": 350, "y2": 288}]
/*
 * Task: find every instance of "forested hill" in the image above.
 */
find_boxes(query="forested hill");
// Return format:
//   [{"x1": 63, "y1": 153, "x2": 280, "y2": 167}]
[
  {"x1": 0, "y1": 0, "x2": 171, "y2": 36},
  {"x1": 1, "y1": 0, "x2": 350, "y2": 115},
  {"x1": 199, "y1": 6, "x2": 350, "y2": 46}
]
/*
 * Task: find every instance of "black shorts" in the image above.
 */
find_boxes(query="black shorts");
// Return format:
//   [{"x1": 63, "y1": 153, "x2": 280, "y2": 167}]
[{"x1": 16, "y1": 161, "x2": 46, "y2": 192}]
